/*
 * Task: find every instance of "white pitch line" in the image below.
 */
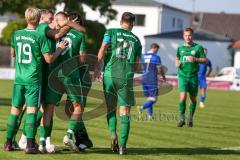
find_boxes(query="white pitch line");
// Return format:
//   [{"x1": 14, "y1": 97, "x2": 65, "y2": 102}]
[{"x1": 219, "y1": 147, "x2": 240, "y2": 151}]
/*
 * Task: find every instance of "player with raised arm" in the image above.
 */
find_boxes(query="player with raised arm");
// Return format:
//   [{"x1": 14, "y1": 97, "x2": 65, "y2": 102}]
[
  {"x1": 43, "y1": 11, "x2": 87, "y2": 152},
  {"x1": 4, "y1": 7, "x2": 67, "y2": 154},
  {"x1": 98, "y1": 12, "x2": 142, "y2": 155},
  {"x1": 176, "y1": 28, "x2": 206, "y2": 128},
  {"x1": 137, "y1": 43, "x2": 166, "y2": 120},
  {"x1": 198, "y1": 48, "x2": 212, "y2": 108}
]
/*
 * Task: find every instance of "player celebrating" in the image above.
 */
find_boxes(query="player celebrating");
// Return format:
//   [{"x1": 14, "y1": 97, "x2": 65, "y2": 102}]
[
  {"x1": 138, "y1": 43, "x2": 166, "y2": 120},
  {"x1": 98, "y1": 12, "x2": 142, "y2": 155},
  {"x1": 44, "y1": 11, "x2": 87, "y2": 152},
  {"x1": 198, "y1": 48, "x2": 212, "y2": 108},
  {"x1": 176, "y1": 28, "x2": 206, "y2": 128},
  {"x1": 4, "y1": 7, "x2": 67, "y2": 154}
]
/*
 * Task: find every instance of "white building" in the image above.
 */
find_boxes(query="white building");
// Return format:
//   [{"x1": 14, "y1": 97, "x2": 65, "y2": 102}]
[
  {"x1": 145, "y1": 29, "x2": 232, "y2": 75},
  {"x1": 83, "y1": 0, "x2": 191, "y2": 50}
]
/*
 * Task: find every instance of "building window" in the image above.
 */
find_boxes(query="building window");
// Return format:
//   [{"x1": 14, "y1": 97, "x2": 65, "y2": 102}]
[
  {"x1": 172, "y1": 17, "x2": 176, "y2": 28},
  {"x1": 177, "y1": 18, "x2": 183, "y2": 29},
  {"x1": 135, "y1": 14, "x2": 145, "y2": 26}
]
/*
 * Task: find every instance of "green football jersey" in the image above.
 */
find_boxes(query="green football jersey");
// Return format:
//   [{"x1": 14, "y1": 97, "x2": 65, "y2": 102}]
[
  {"x1": 11, "y1": 28, "x2": 51, "y2": 85},
  {"x1": 37, "y1": 22, "x2": 56, "y2": 53},
  {"x1": 176, "y1": 43, "x2": 205, "y2": 77},
  {"x1": 37, "y1": 22, "x2": 58, "y2": 75},
  {"x1": 60, "y1": 29, "x2": 86, "y2": 79},
  {"x1": 103, "y1": 28, "x2": 142, "y2": 79}
]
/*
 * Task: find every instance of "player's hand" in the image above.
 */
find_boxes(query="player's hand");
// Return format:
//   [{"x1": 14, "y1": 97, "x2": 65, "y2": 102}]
[
  {"x1": 58, "y1": 40, "x2": 69, "y2": 49},
  {"x1": 162, "y1": 76, "x2": 167, "y2": 82}
]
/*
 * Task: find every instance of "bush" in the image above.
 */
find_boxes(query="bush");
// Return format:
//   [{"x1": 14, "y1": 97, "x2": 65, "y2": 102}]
[
  {"x1": 85, "y1": 20, "x2": 106, "y2": 55},
  {"x1": 1, "y1": 19, "x2": 26, "y2": 45},
  {"x1": 0, "y1": 19, "x2": 105, "y2": 55}
]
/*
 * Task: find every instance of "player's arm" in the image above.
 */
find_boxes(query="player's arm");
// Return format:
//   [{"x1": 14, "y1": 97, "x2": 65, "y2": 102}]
[
  {"x1": 10, "y1": 48, "x2": 15, "y2": 58},
  {"x1": 207, "y1": 60, "x2": 212, "y2": 77},
  {"x1": 195, "y1": 57, "x2": 207, "y2": 64},
  {"x1": 67, "y1": 21, "x2": 86, "y2": 33},
  {"x1": 195, "y1": 46, "x2": 207, "y2": 64},
  {"x1": 46, "y1": 21, "x2": 85, "y2": 40},
  {"x1": 157, "y1": 65, "x2": 166, "y2": 81},
  {"x1": 175, "y1": 57, "x2": 181, "y2": 68},
  {"x1": 176, "y1": 47, "x2": 181, "y2": 68},
  {"x1": 98, "y1": 42, "x2": 108, "y2": 62},
  {"x1": 10, "y1": 33, "x2": 15, "y2": 58},
  {"x1": 43, "y1": 41, "x2": 68, "y2": 63},
  {"x1": 46, "y1": 26, "x2": 69, "y2": 40}
]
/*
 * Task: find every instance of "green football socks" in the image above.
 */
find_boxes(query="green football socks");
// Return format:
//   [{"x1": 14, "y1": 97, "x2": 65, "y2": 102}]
[
  {"x1": 179, "y1": 101, "x2": 186, "y2": 121},
  {"x1": 120, "y1": 115, "x2": 130, "y2": 147}
]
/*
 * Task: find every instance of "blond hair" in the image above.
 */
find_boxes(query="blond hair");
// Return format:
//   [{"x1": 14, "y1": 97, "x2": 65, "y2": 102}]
[{"x1": 25, "y1": 7, "x2": 41, "y2": 25}]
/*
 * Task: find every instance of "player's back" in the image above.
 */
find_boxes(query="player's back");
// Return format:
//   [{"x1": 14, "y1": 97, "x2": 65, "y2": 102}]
[
  {"x1": 142, "y1": 53, "x2": 161, "y2": 85},
  {"x1": 104, "y1": 28, "x2": 142, "y2": 79},
  {"x1": 60, "y1": 29, "x2": 86, "y2": 79},
  {"x1": 12, "y1": 29, "x2": 48, "y2": 85}
]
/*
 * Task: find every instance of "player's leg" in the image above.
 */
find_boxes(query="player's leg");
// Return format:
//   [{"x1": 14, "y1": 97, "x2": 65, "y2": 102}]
[
  {"x1": 139, "y1": 85, "x2": 158, "y2": 120},
  {"x1": 117, "y1": 78, "x2": 135, "y2": 155},
  {"x1": 188, "y1": 76, "x2": 198, "y2": 127},
  {"x1": 12, "y1": 105, "x2": 26, "y2": 150},
  {"x1": 63, "y1": 79, "x2": 85, "y2": 152},
  {"x1": 103, "y1": 75, "x2": 119, "y2": 152},
  {"x1": 119, "y1": 106, "x2": 130, "y2": 155},
  {"x1": 177, "y1": 76, "x2": 188, "y2": 127},
  {"x1": 5, "y1": 84, "x2": 24, "y2": 151},
  {"x1": 24, "y1": 85, "x2": 41, "y2": 154},
  {"x1": 74, "y1": 76, "x2": 93, "y2": 150},
  {"x1": 199, "y1": 76, "x2": 207, "y2": 108},
  {"x1": 42, "y1": 86, "x2": 62, "y2": 153}
]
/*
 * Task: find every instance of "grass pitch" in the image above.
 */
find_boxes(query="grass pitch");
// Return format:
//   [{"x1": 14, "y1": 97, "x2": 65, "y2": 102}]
[{"x1": 0, "y1": 80, "x2": 240, "y2": 160}]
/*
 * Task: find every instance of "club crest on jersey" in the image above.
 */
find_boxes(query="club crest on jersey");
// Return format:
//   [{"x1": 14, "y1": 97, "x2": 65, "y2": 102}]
[{"x1": 191, "y1": 50, "x2": 196, "y2": 55}]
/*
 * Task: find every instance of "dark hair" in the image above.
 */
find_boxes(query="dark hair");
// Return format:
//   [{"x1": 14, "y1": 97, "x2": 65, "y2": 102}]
[
  {"x1": 121, "y1": 12, "x2": 135, "y2": 24},
  {"x1": 183, "y1": 27, "x2": 194, "y2": 34},
  {"x1": 150, "y1": 43, "x2": 160, "y2": 49},
  {"x1": 68, "y1": 12, "x2": 84, "y2": 26},
  {"x1": 55, "y1": 11, "x2": 68, "y2": 18},
  {"x1": 40, "y1": 9, "x2": 54, "y2": 16}
]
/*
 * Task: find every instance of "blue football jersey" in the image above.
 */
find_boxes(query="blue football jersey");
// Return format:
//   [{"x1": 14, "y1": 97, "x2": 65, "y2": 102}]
[
  {"x1": 142, "y1": 52, "x2": 161, "y2": 85},
  {"x1": 198, "y1": 59, "x2": 212, "y2": 77}
]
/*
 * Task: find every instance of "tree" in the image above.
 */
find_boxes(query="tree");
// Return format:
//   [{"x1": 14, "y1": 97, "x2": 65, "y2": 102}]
[
  {"x1": 0, "y1": 0, "x2": 117, "y2": 21},
  {"x1": 0, "y1": 0, "x2": 117, "y2": 54}
]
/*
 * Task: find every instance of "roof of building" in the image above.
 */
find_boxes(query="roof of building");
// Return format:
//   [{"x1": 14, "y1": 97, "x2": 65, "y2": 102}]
[
  {"x1": 112, "y1": 0, "x2": 190, "y2": 14},
  {"x1": 191, "y1": 12, "x2": 240, "y2": 40},
  {"x1": 145, "y1": 29, "x2": 232, "y2": 42}
]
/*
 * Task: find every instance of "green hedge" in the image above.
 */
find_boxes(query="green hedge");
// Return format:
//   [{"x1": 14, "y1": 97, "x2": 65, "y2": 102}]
[
  {"x1": 0, "y1": 19, "x2": 106, "y2": 55},
  {"x1": 0, "y1": 19, "x2": 26, "y2": 45}
]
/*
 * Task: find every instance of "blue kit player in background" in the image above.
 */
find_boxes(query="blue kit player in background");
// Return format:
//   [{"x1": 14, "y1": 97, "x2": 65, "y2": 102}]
[
  {"x1": 138, "y1": 43, "x2": 166, "y2": 120},
  {"x1": 198, "y1": 48, "x2": 212, "y2": 108}
]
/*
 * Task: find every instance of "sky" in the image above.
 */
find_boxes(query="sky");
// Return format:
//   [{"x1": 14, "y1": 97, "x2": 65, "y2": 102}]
[{"x1": 156, "y1": 0, "x2": 240, "y2": 14}]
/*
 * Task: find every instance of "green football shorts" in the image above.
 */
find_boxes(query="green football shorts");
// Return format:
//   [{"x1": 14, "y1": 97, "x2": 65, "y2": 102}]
[
  {"x1": 178, "y1": 75, "x2": 198, "y2": 96},
  {"x1": 12, "y1": 84, "x2": 41, "y2": 108},
  {"x1": 103, "y1": 75, "x2": 135, "y2": 107},
  {"x1": 45, "y1": 78, "x2": 83, "y2": 105}
]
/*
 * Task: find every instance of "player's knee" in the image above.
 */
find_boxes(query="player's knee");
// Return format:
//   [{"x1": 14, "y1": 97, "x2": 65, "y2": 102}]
[
  {"x1": 147, "y1": 97, "x2": 157, "y2": 103},
  {"x1": 26, "y1": 107, "x2": 37, "y2": 114},
  {"x1": 10, "y1": 106, "x2": 21, "y2": 116},
  {"x1": 73, "y1": 102, "x2": 84, "y2": 114},
  {"x1": 119, "y1": 106, "x2": 131, "y2": 116}
]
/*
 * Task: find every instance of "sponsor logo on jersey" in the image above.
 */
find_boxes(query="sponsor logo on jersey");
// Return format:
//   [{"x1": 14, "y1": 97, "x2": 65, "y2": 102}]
[{"x1": 182, "y1": 56, "x2": 194, "y2": 62}]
